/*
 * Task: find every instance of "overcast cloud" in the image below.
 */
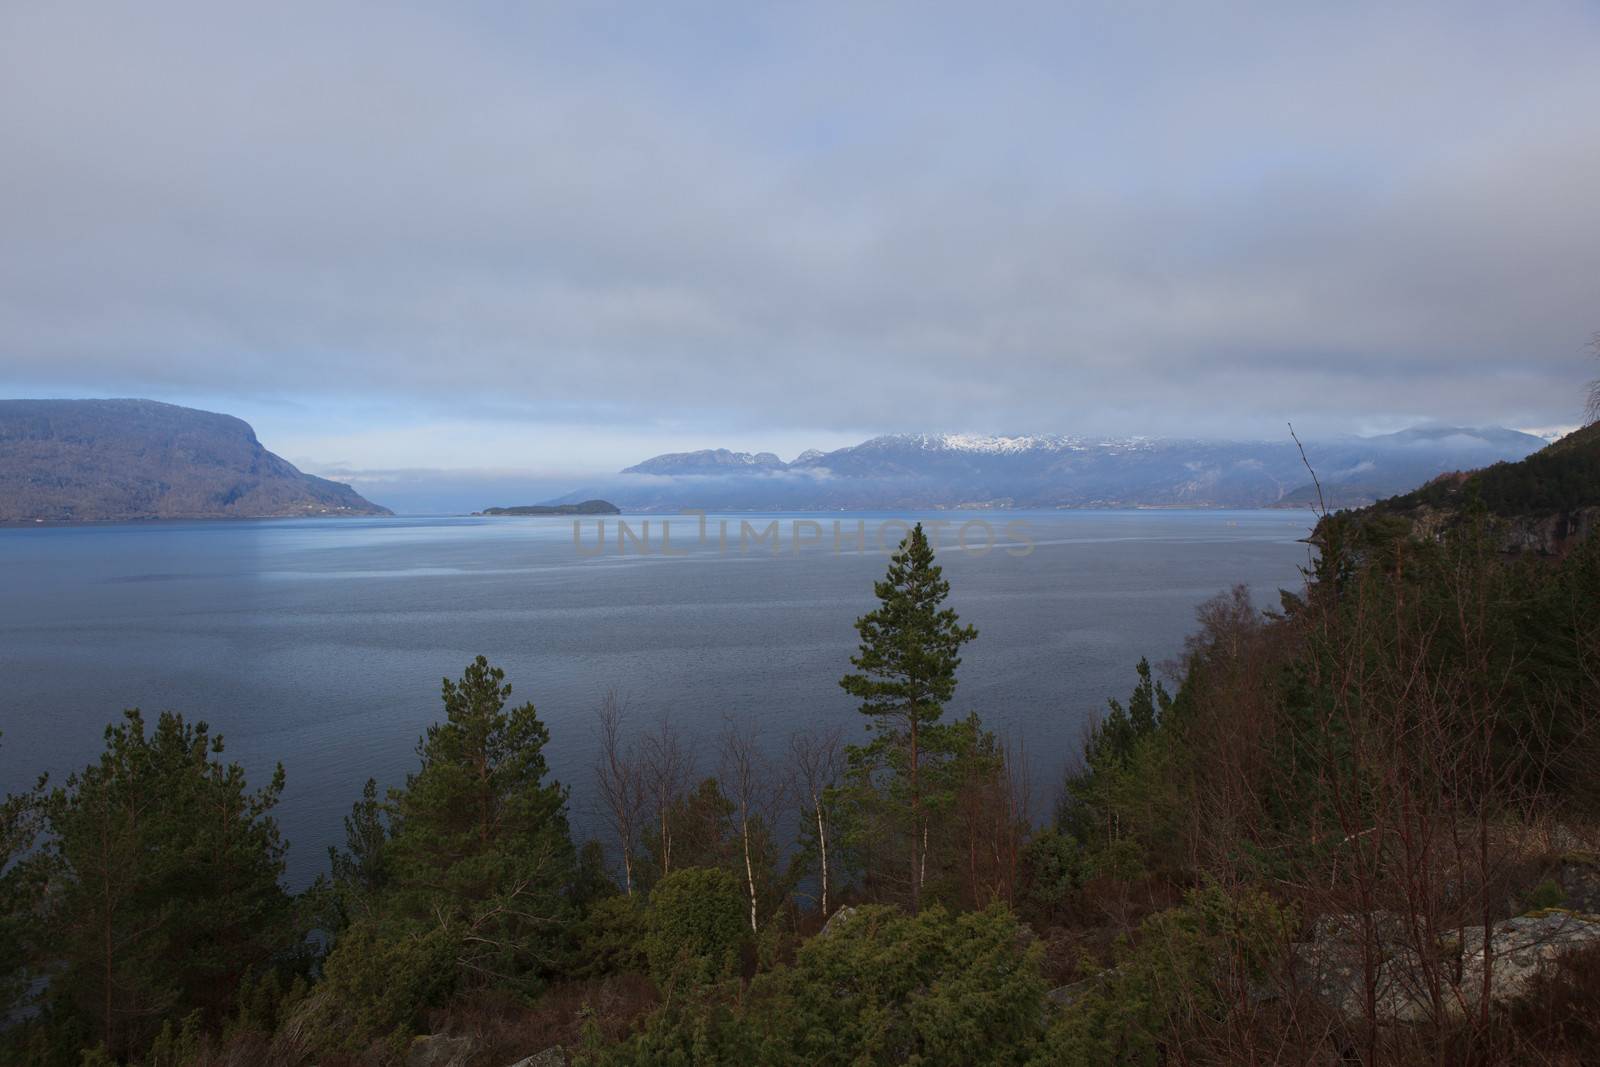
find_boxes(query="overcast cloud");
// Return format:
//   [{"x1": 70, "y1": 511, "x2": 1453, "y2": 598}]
[{"x1": 2, "y1": 2, "x2": 1598, "y2": 486}]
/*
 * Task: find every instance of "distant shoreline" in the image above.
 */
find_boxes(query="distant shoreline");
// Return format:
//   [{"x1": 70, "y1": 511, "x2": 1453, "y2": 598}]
[
  {"x1": 0, "y1": 506, "x2": 1318, "y2": 532},
  {"x1": 0, "y1": 512, "x2": 395, "y2": 528}
]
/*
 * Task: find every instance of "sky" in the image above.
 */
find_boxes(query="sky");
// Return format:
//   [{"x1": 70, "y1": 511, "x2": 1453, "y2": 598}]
[{"x1": 2, "y1": 2, "x2": 1598, "y2": 508}]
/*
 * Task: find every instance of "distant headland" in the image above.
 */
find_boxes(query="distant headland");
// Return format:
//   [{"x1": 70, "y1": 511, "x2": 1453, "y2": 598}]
[
  {"x1": 477, "y1": 499, "x2": 621, "y2": 516},
  {"x1": 0, "y1": 399, "x2": 391, "y2": 522}
]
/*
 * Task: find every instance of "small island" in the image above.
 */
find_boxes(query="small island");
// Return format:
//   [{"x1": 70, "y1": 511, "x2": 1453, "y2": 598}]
[{"x1": 477, "y1": 499, "x2": 621, "y2": 516}]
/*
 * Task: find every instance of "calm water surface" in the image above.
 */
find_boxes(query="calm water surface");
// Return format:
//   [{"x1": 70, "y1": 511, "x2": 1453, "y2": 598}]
[{"x1": 0, "y1": 511, "x2": 1313, "y2": 886}]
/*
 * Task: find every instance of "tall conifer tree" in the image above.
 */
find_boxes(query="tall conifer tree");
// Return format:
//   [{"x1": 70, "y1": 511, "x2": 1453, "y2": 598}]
[
  {"x1": 840, "y1": 523, "x2": 976, "y2": 911},
  {"x1": 385, "y1": 656, "x2": 574, "y2": 986},
  {"x1": 36, "y1": 711, "x2": 290, "y2": 1059}
]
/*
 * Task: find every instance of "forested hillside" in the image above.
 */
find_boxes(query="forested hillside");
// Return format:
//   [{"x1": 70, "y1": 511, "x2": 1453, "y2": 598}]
[
  {"x1": 1340, "y1": 422, "x2": 1600, "y2": 557},
  {"x1": 3, "y1": 429, "x2": 1600, "y2": 1066}
]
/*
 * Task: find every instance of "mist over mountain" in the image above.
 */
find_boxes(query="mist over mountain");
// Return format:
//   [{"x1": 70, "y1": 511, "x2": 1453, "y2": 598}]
[
  {"x1": 553, "y1": 427, "x2": 1546, "y2": 512},
  {"x1": 0, "y1": 399, "x2": 392, "y2": 521}
]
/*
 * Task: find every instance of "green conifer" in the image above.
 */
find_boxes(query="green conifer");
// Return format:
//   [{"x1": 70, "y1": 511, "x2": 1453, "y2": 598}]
[
  {"x1": 840, "y1": 524, "x2": 976, "y2": 911},
  {"x1": 385, "y1": 655, "x2": 575, "y2": 987},
  {"x1": 37, "y1": 711, "x2": 290, "y2": 1058}
]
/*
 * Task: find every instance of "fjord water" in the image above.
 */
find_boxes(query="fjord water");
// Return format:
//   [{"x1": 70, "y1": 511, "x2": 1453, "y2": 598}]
[{"x1": 0, "y1": 512, "x2": 1311, "y2": 887}]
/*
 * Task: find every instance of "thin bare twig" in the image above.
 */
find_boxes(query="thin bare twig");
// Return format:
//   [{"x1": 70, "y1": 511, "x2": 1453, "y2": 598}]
[
  {"x1": 1586, "y1": 332, "x2": 1600, "y2": 426},
  {"x1": 1288, "y1": 422, "x2": 1328, "y2": 519}
]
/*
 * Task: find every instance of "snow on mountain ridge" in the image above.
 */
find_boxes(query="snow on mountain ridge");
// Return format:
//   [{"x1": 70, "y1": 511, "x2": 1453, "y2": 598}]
[
  {"x1": 931, "y1": 433, "x2": 1077, "y2": 454},
  {"x1": 862, "y1": 432, "x2": 1085, "y2": 454}
]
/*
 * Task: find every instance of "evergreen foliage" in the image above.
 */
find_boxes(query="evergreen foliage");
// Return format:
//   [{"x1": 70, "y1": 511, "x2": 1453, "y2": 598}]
[
  {"x1": 19, "y1": 711, "x2": 291, "y2": 1060},
  {"x1": 1033, "y1": 886, "x2": 1293, "y2": 1066},
  {"x1": 644, "y1": 867, "x2": 748, "y2": 989},
  {"x1": 326, "y1": 776, "x2": 389, "y2": 918},
  {"x1": 759, "y1": 903, "x2": 1045, "y2": 1066},
  {"x1": 839, "y1": 523, "x2": 977, "y2": 730},
  {"x1": 300, "y1": 919, "x2": 459, "y2": 1052},
  {"x1": 1057, "y1": 658, "x2": 1182, "y2": 873},
  {"x1": 384, "y1": 655, "x2": 576, "y2": 988},
  {"x1": 1381, "y1": 422, "x2": 1600, "y2": 517},
  {"x1": 839, "y1": 523, "x2": 976, "y2": 911}
]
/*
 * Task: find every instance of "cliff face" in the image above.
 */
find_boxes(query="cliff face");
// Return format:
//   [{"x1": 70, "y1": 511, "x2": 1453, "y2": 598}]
[
  {"x1": 1403, "y1": 502, "x2": 1600, "y2": 556},
  {"x1": 1485, "y1": 506, "x2": 1600, "y2": 556},
  {"x1": 0, "y1": 399, "x2": 391, "y2": 521}
]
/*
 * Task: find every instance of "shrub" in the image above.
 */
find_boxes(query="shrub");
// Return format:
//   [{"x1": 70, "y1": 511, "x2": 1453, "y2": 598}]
[
  {"x1": 644, "y1": 868, "x2": 747, "y2": 989},
  {"x1": 1020, "y1": 828, "x2": 1085, "y2": 923},
  {"x1": 1034, "y1": 884, "x2": 1293, "y2": 1066},
  {"x1": 760, "y1": 903, "x2": 1046, "y2": 1066},
  {"x1": 296, "y1": 921, "x2": 458, "y2": 1053},
  {"x1": 574, "y1": 895, "x2": 650, "y2": 978},
  {"x1": 572, "y1": 996, "x2": 758, "y2": 1067}
]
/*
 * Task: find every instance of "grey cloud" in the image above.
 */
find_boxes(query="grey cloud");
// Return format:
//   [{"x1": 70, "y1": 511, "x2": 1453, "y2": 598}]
[{"x1": 2, "y1": 2, "x2": 1598, "y2": 444}]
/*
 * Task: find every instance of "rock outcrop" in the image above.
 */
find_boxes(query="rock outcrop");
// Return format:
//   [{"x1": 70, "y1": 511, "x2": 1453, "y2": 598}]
[
  {"x1": 406, "y1": 1032, "x2": 474, "y2": 1067},
  {"x1": 819, "y1": 905, "x2": 858, "y2": 938},
  {"x1": 1405, "y1": 503, "x2": 1600, "y2": 557},
  {"x1": 1045, "y1": 969, "x2": 1118, "y2": 1009},
  {"x1": 1556, "y1": 857, "x2": 1600, "y2": 914},
  {"x1": 1294, "y1": 909, "x2": 1600, "y2": 1024},
  {"x1": 506, "y1": 1048, "x2": 566, "y2": 1067}
]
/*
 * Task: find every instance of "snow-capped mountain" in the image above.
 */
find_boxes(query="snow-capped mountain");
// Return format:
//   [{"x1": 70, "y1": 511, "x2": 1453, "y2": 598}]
[
  {"x1": 871, "y1": 433, "x2": 1087, "y2": 455},
  {"x1": 549, "y1": 427, "x2": 1546, "y2": 511}
]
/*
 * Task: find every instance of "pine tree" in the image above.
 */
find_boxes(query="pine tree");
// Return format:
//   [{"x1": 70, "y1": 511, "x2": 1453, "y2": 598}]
[
  {"x1": 384, "y1": 655, "x2": 575, "y2": 988},
  {"x1": 839, "y1": 523, "x2": 976, "y2": 911},
  {"x1": 1061, "y1": 659, "x2": 1176, "y2": 858},
  {"x1": 326, "y1": 776, "x2": 390, "y2": 925},
  {"x1": 1082, "y1": 656, "x2": 1171, "y2": 771},
  {"x1": 643, "y1": 777, "x2": 735, "y2": 877},
  {"x1": 35, "y1": 711, "x2": 290, "y2": 1059}
]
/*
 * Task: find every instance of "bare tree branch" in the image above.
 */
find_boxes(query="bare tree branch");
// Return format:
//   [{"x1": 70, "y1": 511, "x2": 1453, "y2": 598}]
[
  {"x1": 593, "y1": 689, "x2": 645, "y2": 896},
  {"x1": 1288, "y1": 421, "x2": 1328, "y2": 518},
  {"x1": 1587, "y1": 331, "x2": 1600, "y2": 425}
]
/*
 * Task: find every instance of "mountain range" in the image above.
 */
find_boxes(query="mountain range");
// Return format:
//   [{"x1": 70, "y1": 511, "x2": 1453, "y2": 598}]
[
  {"x1": 0, "y1": 398, "x2": 1554, "y2": 519},
  {"x1": 557, "y1": 427, "x2": 1549, "y2": 512},
  {"x1": 0, "y1": 399, "x2": 391, "y2": 521}
]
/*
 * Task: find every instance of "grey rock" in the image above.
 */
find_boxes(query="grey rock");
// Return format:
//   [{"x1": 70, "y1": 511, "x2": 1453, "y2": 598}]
[
  {"x1": 819, "y1": 905, "x2": 858, "y2": 938},
  {"x1": 1557, "y1": 858, "x2": 1600, "y2": 915},
  {"x1": 1308, "y1": 910, "x2": 1407, "y2": 945},
  {"x1": 507, "y1": 1048, "x2": 566, "y2": 1067},
  {"x1": 1294, "y1": 909, "x2": 1600, "y2": 1024},
  {"x1": 1293, "y1": 937, "x2": 1433, "y2": 1025},
  {"x1": 1547, "y1": 823, "x2": 1596, "y2": 856},
  {"x1": 1495, "y1": 507, "x2": 1600, "y2": 557},
  {"x1": 1045, "y1": 969, "x2": 1117, "y2": 1009},
  {"x1": 407, "y1": 1033, "x2": 474, "y2": 1067},
  {"x1": 1454, "y1": 912, "x2": 1600, "y2": 1008}
]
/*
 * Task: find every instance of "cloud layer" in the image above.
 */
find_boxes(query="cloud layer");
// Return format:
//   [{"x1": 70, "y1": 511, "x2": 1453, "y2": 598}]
[{"x1": 3, "y1": 2, "x2": 1598, "y2": 468}]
